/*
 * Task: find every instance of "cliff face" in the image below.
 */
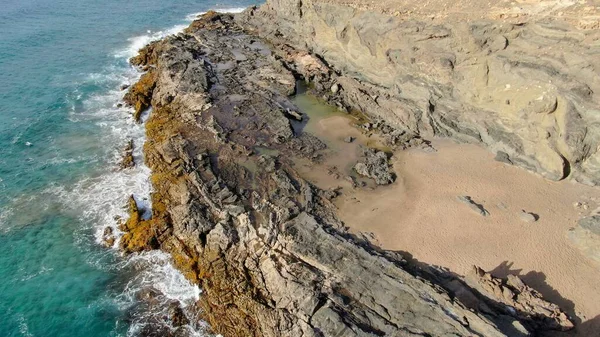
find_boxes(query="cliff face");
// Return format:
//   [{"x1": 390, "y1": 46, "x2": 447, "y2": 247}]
[
  {"x1": 120, "y1": 12, "x2": 577, "y2": 337},
  {"x1": 238, "y1": 0, "x2": 600, "y2": 185}
]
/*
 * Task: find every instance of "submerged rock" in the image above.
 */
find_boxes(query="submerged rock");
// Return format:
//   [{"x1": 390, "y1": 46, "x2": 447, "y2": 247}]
[{"x1": 102, "y1": 226, "x2": 115, "y2": 248}]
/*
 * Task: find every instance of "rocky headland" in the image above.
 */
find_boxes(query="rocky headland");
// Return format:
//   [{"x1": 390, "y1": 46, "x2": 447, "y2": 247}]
[{"x1": 118, "y1": 1, "x2": 600, "y2": 336}]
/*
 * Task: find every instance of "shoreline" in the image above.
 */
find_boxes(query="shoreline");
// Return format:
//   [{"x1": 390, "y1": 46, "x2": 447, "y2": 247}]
[{"x1": 115, "y1": 8, "x2": 599, "y2": 336}]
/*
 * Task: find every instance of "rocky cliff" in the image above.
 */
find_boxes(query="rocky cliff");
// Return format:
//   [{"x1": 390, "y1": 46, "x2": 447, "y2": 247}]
[
  {"x1": 238, "y1": 0, "x2": 600, "y2": 185},
  {"x1": 119, "y1": 11, "x2": 578, "y2": 337}
]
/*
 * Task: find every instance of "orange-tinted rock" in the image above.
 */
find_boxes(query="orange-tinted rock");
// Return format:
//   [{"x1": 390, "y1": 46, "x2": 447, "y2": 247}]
[
  {"x1": 119, "y1": 139, "x2": 135, "y2": 169},
  {"x1": 123, "y1": 70, "x2": 157, "y2": 122},
  {"x1": 130, "y1": 41, "x2": 160, "y2": 68},
  {"x1": 119, "y1": 196, "x2": 159, "y2": 253}
]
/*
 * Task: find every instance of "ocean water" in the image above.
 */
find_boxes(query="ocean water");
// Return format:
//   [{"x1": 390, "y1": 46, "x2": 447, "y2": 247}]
[{"x1": 0, "y1": 1, "x2": 257, "y2": 336}]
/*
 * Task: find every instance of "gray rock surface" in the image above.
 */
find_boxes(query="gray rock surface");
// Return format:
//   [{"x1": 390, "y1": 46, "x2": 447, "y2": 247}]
[
  {"x1": 458, "y1": 196, "x2": 490, "y2": 217},
  {"x1": 237, "y1": 0, "x2": 600, "y2": 185},
  {"x1": 353, "y1": 147, "x2": 395, "y2": 185},
  {"x1": 569, "y1": 215, "x2": 600, "y2": 264},
  {"x1": 578, "y1": 215, "x2": 600, "y2": 236},
  {"x1": 120, "y1": 11, "x2": 574, "y2": 337}
]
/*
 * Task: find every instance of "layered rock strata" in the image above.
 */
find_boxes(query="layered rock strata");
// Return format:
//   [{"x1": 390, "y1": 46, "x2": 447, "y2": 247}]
[
  {"x1": 237, "y1": 0, "x2": 600, "y2": 185},
  {"x1": 121, "y1": 12, "x2": 574, "y2": 337}
]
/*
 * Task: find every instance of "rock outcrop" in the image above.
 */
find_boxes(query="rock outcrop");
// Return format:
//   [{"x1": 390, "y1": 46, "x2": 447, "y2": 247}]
[
  {"x1": 120, "y1": 12, "x2": 575, "y2": 337},
  {"x1": 119, "y1": 139, "x2": 135, "y2": 169},
  {"x1": 123, "y1": 70, "x2": 156, "y2": 122},
  {"x1": 465, "y1": 266, "x2": 574, "y2": 332},
  {"x1": 237, "y1": 0, "x2": 600, "y2": 185},
  {"x1": 569, "y1": 215, "x2": 600, "y2": 264},
  {"x1": 353, "y1": 147, "x2": 395, "y2": 185}
]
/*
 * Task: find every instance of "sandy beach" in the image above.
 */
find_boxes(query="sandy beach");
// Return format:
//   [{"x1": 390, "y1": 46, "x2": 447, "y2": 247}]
[
  {"x1": 293, "y1": 111, "x2": 600, "y2": 326},
  {"x1": 339, "y1": 139, "x2": 600, "y2": 322}
]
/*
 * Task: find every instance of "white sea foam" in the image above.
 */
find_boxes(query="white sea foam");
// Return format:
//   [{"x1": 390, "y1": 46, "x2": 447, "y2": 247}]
[
  {"x1": 116, "y1": 6, "x2": 248, "y2": 59},
  {"x1": 116, "y1": 251, "x2": 206, "y2": 337},
  {"x1": 119, "y1": 251, "x2": 201, "y2": 305},
  {"x1": 114, "y1": 24, "x2": 189, "y2": 59},
  {"x1": 17, "y1": 315, "x2": 34, "y2": 337},
  {"x1": 20, "y1": 266, "x2": 54, "y2": 282},
  {"x1": 184, "y1": 6, "x2": 247, "y2": 21},
  {"x1": 51, "y1": 7, "x2": 251, "y2": 335}
]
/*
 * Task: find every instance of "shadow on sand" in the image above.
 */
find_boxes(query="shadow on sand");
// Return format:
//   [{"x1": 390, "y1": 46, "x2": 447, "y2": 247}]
[
  {"x1": 387, "y1": 250, "x2": 599, "y2": 337},
  {"x1": 490, "y1": 261, "x2": 575, "y2": 319},
  {"x1": 489, "y1": 261, "x2": 600, "y2": 337}
]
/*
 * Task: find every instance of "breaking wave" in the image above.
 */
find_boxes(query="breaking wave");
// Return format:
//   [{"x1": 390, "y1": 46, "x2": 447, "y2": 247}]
[{"x1": 47, "y1": 7, "x2": 249, "y2": 336}]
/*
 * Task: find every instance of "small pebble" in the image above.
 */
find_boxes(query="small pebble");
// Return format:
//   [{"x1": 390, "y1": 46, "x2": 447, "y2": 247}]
[{"x1": 331, "y1": 83, "x2": 340, "y2": 94}]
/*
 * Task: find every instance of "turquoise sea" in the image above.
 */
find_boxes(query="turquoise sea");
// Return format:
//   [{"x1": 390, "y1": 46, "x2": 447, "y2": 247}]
[{"x1": 0, "y1": 1, "x2": 256, "y2": 336}]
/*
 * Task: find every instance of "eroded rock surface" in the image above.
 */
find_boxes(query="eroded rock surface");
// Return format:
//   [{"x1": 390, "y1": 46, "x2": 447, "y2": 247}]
[
  {"x1": 120, "y1": 12, "x2": 576, "y2": 337},
  {"x1": 569, "y1": 215, "x2": 600, "y2": 264},
  {"x1": 119, "y1": 139, "x2": 135, "y2": 169},
  {"x1": 465, "y1": 266, "x2": 574, "y2": 332},
  {"x1": 353, "y1": 147, "x2": 394, "y2": 185},
  {"x1": 237, "y1": 0, "x2": 600, "y2": 185}
]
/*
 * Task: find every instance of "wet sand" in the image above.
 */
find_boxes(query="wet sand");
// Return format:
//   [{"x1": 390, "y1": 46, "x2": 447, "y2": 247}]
[{"x1": 293, "y1": 104, "x2": 600, "y2": 326}]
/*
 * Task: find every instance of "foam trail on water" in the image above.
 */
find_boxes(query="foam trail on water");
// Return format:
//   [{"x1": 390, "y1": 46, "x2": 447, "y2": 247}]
[{"x1": 17, "y1": 315, "x2": 33, "y2": 337}]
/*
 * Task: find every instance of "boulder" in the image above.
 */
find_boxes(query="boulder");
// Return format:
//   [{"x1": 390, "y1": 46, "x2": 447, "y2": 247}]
[{"x1": 353, "y1": 147, "x2": 394, "y2": 185}]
